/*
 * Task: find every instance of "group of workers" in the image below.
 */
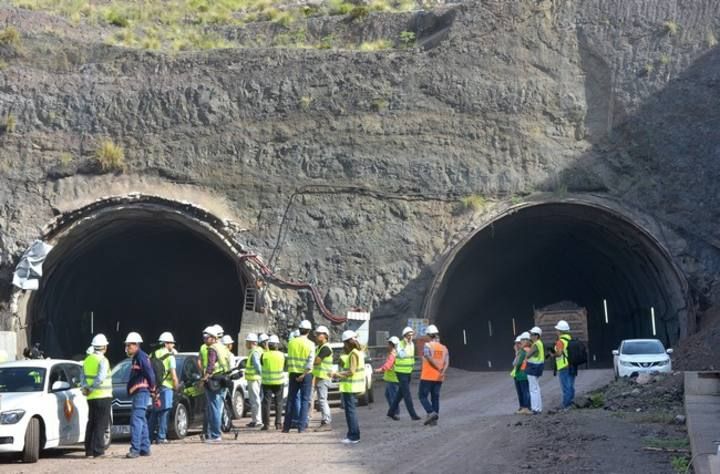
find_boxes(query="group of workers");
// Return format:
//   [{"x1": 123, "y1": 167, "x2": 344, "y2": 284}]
[
  {"x1": 510, "y1": 319, "x2": 577, "y2": 414},
  {"x1": 78, "y1": 319, "x2": 452, "y2": 457}
]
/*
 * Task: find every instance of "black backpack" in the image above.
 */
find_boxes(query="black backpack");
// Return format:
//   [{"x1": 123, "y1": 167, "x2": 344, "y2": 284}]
[
  {"x1": 150, "y1": 350, "x2": 171, "y2": 387},
  {"x1": 566, "y1": 339, "x2": 588, "y2": 368}
]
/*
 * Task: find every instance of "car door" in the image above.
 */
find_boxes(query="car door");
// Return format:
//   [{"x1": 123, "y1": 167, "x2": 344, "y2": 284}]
[
  {"x1": 61, "y1": 363, "x2": 88, "y2": 445},
  {"x1": 181, "y1": 357, "x2": 206, "y2": 425},
  {"x1": 47, "y1": 364, "x2": 75, "y2": 445}
]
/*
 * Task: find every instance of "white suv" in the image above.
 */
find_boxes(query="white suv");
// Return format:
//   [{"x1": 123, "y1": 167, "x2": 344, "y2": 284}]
[{"x1": 612, "y1": 339, "x2": 673, "y2": 378}]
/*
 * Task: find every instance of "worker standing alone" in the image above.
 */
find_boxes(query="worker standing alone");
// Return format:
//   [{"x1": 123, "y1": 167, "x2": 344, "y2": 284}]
[
  {"x1": 312, "y1": 325, "x2": 333, "y2": 431},
  {"x1": 336, "y1": 330, "x2": 364, "y2": 444},
  {"x1": 245, "y1": 333, "x2": 264, "y2": 428},
  {"x1": 418, "y1": 325, "x2": 449, "y2": 426},
  {"x1": 526, "y1": 327, "x2": 545, "y2": 414},
  {"x1": 387, "y1": 327, "x2": 421, "y2": 421},
  {"x1": 148, "y1": 332, "x2": 179, "y2": 444},
  {"x1": 553, "y1": 320, "x2": 575, "y2": 409},
  {"x1": 124, "y1": 332, "x2": 155, "y2": 458},
  {"x1": 260, "y1": 335, "x2": 285, "y2": 430},
  {"x1": 82, "y1": 333, "x2": 112, "y2": 458},
  {"x1": 282, "y1": 320, "x2": 315, "y2": 433}
]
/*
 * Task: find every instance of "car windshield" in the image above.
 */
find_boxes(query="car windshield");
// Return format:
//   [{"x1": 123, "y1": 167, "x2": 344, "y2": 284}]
[
  {"x1": 111, "y1": 359, "x2": 131, "y2": 384},
  {"x1": 622, "y1": 340, "x2": 665, "y2": 355},
  {"x1": 0, "y1": 367, "x2": 46, "y2": 392}
]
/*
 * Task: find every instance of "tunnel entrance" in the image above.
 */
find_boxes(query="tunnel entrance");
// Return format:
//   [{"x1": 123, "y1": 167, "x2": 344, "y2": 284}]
[
  {"x1": 26, "y1": 198, "x2": 247, "y2": 363},
  {"x1": 424, "y1": 201, "x2": 690, "y2": 371}
]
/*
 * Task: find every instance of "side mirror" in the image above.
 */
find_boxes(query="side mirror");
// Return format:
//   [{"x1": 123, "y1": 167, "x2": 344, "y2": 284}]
[
  {"x1": 612, "y1": 350, "x2": 619, "y2": 356},
  {"x1": 666, "y1": 348, "x2": 674, "y2": 354},
  {"x1": 52, "y1": 381, "x2": 71, "y2": 391}
]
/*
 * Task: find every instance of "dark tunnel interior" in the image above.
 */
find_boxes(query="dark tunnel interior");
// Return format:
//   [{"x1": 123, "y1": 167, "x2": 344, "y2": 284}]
[
  {"x1": 434, "y1": 203, "x2": 688, "y2": 371},
  {"x1": 28, "y1": 212, "x2": 245, "y2": 364}
]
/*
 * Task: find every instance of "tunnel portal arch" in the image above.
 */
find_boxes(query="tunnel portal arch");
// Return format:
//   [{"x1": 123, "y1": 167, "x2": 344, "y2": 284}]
[
  {"x1": 21, "y1": 194, "x2": 256, "y2": 362},
  {"x1": 422, "y1": 199, "x2": 692, "y2": 371}
]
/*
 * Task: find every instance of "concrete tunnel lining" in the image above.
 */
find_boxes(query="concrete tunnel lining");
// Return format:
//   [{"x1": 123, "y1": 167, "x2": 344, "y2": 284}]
[
  {"x1": 23, "y1": 196, "x2": 253, "y2": 362},
  {"x1": 422, "y1": 201, "x2": 691, "y2": 371}
]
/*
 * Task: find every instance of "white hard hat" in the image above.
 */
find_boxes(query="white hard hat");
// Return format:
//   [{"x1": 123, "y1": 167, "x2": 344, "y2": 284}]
[
  {"x1": 258, "y1": 333, "x2": 269, "y2": 343},
  {"x1": 86, "y1": 346, "x2": 95, "y2": 355},
  {"x1": 388, "y1": 336, "x2": 400, "y2": 346},
  {"x1": 315, "y1": 325, "x2": 329, "y2": 335},
  {"x1": 515, "y1": 335, "x2": 522, "y2": 343},
  {"x1": 268, "y1": 335, "x2": 280, "y2": 344},
  {"x1": 425, "y1": 324, "x2": 439, "y2": 335},
  {"x1": 520, "y1": 331, "x2": 531, "y2": 340},
  {"x1": 530, "y1": 326, "x2": 542, "y2": 336},
  {"x1": 204, "y1": 326, "x2": 221, "y2": 338},
  {"x1": 555, "y1": 320, "x2": 570, "y2": 331},
  {"x1": 91, "y1": 333, "x2": 109, "y2": 347},
  {"x1": 299, "y1": 320, "x2": 312, "y2": 330},
  {"x1": 158, "y1": 332, "x2": 175, "y2": 343},
  {"x1": 402, "y1": 327, "x2": 415, "y2": 336},
  {"x1": 246, "y1": 333, "x2": 258, "y2": 343},
  {"x1": 221, "y1": 335, "x2": 234, "y2": 344},
  {"x1": 124, "y1": 332, "x2": 143, "y2": 344},
  {"x1": 213, "y1": 324, "x2": 225, "y2": 336},
  {"x1": 341, "y1": 330, "x2": 357, "y2": 342}
]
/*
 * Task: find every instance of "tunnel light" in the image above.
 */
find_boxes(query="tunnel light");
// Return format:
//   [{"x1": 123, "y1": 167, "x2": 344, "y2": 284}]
[
  {"x1": 512, "y1": 318, "x2": 516, "y2": 335},
  {"x1": 463, "y1": 329, "x2": 467, "y2": 345},
  {"x1": 90, "y1": 311, "x2": 94, "y2": 334},
  {"x1": 488, "y1": 320, "x2": 493, "y2": 337},
  {"x1": 487, "y1": 360, "x2": 492, "y2": 368},
  {"x1": 603, "y1": 299, "x2": 609, "y2": 324},
  {"x1": 651, "y1": 307, "x2": 657, "y2": 336}
]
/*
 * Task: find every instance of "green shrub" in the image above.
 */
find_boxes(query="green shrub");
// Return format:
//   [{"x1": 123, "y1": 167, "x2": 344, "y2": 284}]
[
  {"x1": 400, "y1": 31, "x2": 416, "y2": 47},
  {"x1": 4, "y1": 114, "x2": 16, "y2": 133},
  {"x1": 589, "y1": 392, "x2": 604, "y2": 408},
  {"x1": 358, "y1": 39, "x2": 392, "y2": 51},
  {"x1": 96, "y1": 139, "x2": 126, "y2": 172},
  {"x1": 0, "y1": 27, "x2": 21, "y2": 48},
  {"x1": 459, "y1": 195, "x2": 486, "y2": 211},
  {"x1": 670, "y1": 455, "x2": 690, "y2": 473},
  {"x1": 664, "y1": 20, "x2": 679, "y2": 36},
  {"x1": 328, "y1": 0, "x2": 353, "y2": 15},
  {"x1": 59, "y1": 153, "x2": 73, "y2": 166},
  {"x1": 349, "y1": 6, "x2": 369, "y2": 21},
  {"x1": 659, "y1": 53, "x2": 670, "y2": 65},
  {"x1": 0, "y1": 59, "x2": 7, "y2": 70},
  {"x1": 105, "y1": 8, "x2": 130, "y2": 27},
  {"x1": 372, "y1": 98, "x2": 387, "y2": 112},
  {"x1": 300, "y1": 95, "x2": 313, "y2": 110}
]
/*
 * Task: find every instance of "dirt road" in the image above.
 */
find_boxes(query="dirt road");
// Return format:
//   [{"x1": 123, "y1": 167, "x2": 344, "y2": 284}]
[{"x1": 6, "y1": 369, "x2": 617, "y2": 473}]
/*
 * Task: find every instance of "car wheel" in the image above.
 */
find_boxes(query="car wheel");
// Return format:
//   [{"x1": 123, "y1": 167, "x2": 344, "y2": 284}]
[
  {"x1": 168, "y1": 403, "x2": 188, "y2": 440},
  {"x1": 232, "y1": 390, "x2": 244, "y2": 419},
  {"x1": 22, "y1": 417, "x2": 40, "y2": 463},
  {"x1": 221, "y1": 400, "x2": 233, "y2": 433}
]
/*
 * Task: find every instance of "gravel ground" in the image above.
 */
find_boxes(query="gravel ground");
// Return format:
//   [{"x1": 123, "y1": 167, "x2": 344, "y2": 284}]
[{"x1": 3, "y1": 368, "x2": 687, "y2": 473}]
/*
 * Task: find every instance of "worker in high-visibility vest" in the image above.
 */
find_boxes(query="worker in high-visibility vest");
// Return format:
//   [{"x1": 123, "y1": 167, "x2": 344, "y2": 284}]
[
  {"x1": 387, "y1": 327, "x2": 421, "y2": 421},
  {"x1": 526, "y1": 326, "x2": 545, "y2": 414},
  {"x1": 81, "y1": 333, "x2": 112, "y2": 458},
  {"x1": 375, "y1": 336, "x2": 400, "y2": 418},
  {"x1": 148, "y1": 332, "x2": 179, "y2": 445},
  {"x1": 282, "y1": 320, "x2": 315, "y2": 433},
  {"x1": 312, "y1": 325, "x2": 333, "y2": 431},
  {"x1": 245, "y1": 333, "x2": 264, "y2": 428},
  {"x1": 552, "y1": 320, "x2": 575, "y2": 409},
  {"x1": 336, "y1": 330, "x2": 364, "y2": 444},
  {"x1": 418, "y1": 325, "x2": 449, "y2": 426},
  {"x1": 200, "y1": 325, "x2": 229, "y2": 443},
  {"x1": 260, "y1": 335, "x2": 285, "y2": 430}
]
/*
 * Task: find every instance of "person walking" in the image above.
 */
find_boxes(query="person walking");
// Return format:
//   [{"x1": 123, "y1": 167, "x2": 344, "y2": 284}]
[
  {"x1": 336, "y1": 330, "x2": 364, "y2": 444},
  {"x1": 552, "y1": 320, "x2": 575, "y2": 409},
  {"x1": 245, "y1": 333, "x2": 264, "y2": 428},
  {"x1": 282, "y1": 320, "x2": 315, "y2": 433},
  {"x1": 260, "y1": 335, "x2": 285, "y2": 431},
  {"x1": 418, "y1": 325, "x2": 449, "y2": 426},
  {"x1": 148, "y1": 332, "x2": 179, "y2": 445},
  {"x1": 124, "y1": 332, "x2": 155, "y2": 458},
  {"x1": 387, "y1": 327, "x2": 421, "y2": 421},
  {"x1": 526, "y1": 326, "x2": 545, "y2": 414},
  {"x1": 82, "y1": 333, "x2": 112, "y2": 458},
  {"x1": 374, "y1": 336, "x2": 401, "y2": 418},
  {"x1": 201, "y1": 326, "x2": 229, "y2": 443},
  {"x1": 513, "y1": 332, "x2": 532, "y2": 415},
  {"x1": 312, "y1": 325, "x2": 333, "y2": 432}
]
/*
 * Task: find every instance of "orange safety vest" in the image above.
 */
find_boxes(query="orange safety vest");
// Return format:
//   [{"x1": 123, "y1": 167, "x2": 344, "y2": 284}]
[{"x1": 420, "y1": 341, "x2": 448, "y2": 382}]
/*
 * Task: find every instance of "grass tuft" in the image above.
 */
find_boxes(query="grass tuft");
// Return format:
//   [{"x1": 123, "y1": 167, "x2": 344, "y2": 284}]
[
  {"x1": 664, "y1": 20, "x2": 679, "y2": 36},
  {"x1": 459, "y1": 195, "x2": 487, "y2": 212},
  {"x1": 96, "y1": 139, "x2": 126, "y2": 172},
  {"x1": 0, "y1": 27, "x2": 21, "y2": 48}
]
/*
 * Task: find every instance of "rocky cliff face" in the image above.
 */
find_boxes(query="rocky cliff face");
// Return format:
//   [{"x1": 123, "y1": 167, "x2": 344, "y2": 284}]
[{"x1": 0, "y1": 0, "x2": 719, "y2": 339}]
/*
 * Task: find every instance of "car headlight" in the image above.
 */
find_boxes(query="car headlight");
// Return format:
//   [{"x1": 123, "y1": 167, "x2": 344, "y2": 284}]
[
  {"x1": 0, "y1": 409, "x2": 25, "y2": 425},
  {"x1": 619, "y1": 360, "x2": 633, "y2": 367},
  {"x1": 657, "y1": 359, "x2": 670, "y2": 366}
]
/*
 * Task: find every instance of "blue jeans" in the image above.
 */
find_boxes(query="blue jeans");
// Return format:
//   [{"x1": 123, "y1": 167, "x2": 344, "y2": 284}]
[
  {"x1": 149, "y1": 387, "x2": 173, "y2": 441},
  {"x1": 558, "y1": 368, "x2": 576, "y2": 408},
  {"x1": 418, "y1": 380, "x2": 442, "y2": 415},
  {"x1": 291, "y1": 390, "x2": 301, "y2": 426},
  {"x1": 205, "y1": 388, "x2": 224, "y2": 440},
  {"x1": 283, "y1": 373, "x2": 313, "y2": 432},
  {"x1": 130, "y1": 390, "x2": 151, "y2": 455},
  {"x1": 388, "y1": 372, "x2": 419, "y2": 418},
  {"x1": 384, "y1": 382, "x2": 400, "y2": 416},
  {"x1": 341, "y1": 392, "x2": 360, "y2": 441},
  {"x1": 514, "y1": 379, "x2": 530, "y2": 409}
]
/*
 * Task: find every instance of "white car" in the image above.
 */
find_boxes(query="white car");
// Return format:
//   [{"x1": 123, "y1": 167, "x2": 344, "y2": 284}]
[
  {"x1": 231, "y1": 356, "x2": 288, "y2": 419},
  {"x1": 0, "y1": 359, "x2": 110, "y2": 463},
  {"x1": 612, "y1": 339, "x2": 673, "y2": 379}
]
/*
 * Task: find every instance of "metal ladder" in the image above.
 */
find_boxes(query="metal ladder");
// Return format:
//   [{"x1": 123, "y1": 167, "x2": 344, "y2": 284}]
[{"x1": 244, "y1": 288, "x2": 256, "y2": 312}]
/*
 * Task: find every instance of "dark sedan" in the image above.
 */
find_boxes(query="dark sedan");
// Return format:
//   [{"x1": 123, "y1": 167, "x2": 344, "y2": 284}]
[{"x1": 110, "y1": 352, "x2": 231, "y2": 439}]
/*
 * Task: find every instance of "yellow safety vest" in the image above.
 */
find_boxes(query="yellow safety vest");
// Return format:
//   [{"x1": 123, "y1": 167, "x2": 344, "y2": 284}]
[
  {"x1": 394, "y1": 340, "x2": 415, "y2": 374},
  {"x1": 199, "y1": 344, "x2": 208, "y2": 369},
  {"x1": 312, "y1": 343, "x2": 333, "y2": 380},
  {"x1": 528, "y1": 339, "x2": 545, "y2": 364},
  {"x1": 261, "y1": 350, "x2": 285, "y2": 385},
  {"x1": 83, "y1": 353, "x2": 112, "y2": 400},
  {"x1": 383, "y1": 350, "x2": 399, "y2": 383},
  {"x1": 556, "y1": 335, "x2": 571, "y2": 370},
  {"x1": 153, "y1": 347, "x2": 175, "y2": 389},
  {"x1": 286, "y1": 335, "x2": 313, "y2": 374},
  {"x1": 339, "y1": 349, "x2": 365, "y2": 394},
  {"x1": 245, "y1": 346, "x2": 264, "y2": 381},
  {"x1": 211, "y1": 343, "x2": 230, "y2": 374}
]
